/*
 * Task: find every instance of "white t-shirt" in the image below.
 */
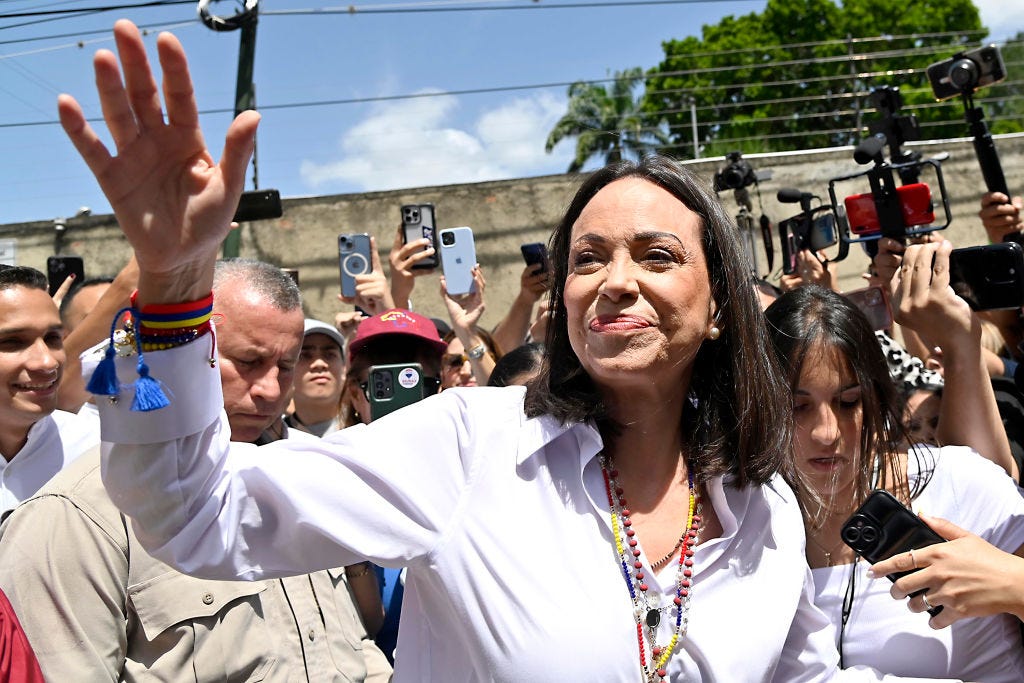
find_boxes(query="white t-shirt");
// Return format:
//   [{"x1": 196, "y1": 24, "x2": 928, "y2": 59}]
[
  {"x1": 95, "y1": 339, "x2": 919, "y2": 682},
  {"x1": 812, "y1": 446, "x2": 1024, "y2": 682}
]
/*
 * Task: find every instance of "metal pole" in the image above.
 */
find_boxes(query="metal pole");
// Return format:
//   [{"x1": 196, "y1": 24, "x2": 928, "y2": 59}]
[{"x1": 690, "y1": 97, "x2": 699, "y2": 159}]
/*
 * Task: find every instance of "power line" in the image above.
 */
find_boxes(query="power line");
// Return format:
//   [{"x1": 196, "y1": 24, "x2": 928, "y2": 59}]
[{"x1": 0, "y1": 0, "x2": 191, "y2": 19}]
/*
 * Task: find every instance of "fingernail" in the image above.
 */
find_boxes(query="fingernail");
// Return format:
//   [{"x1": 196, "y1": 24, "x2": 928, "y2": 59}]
[{"x1": 866, "y1": 568, "x2": 878, "y2": 579}]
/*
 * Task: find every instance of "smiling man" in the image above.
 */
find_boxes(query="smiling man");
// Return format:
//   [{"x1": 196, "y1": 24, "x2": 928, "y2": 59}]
[{"x1": 0, "y1": 265, "x2": 98, "y2": 517}]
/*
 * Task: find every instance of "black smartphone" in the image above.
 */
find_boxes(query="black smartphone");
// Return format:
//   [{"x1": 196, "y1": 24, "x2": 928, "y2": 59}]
[
  {"x1": 841, "y1": 489, "x2": 945, "y2": 615},
  {"x1": 46, "y1": 255, "x2": 85, "y2": 296},
  {"x1": 338, "y1": 233, "x2": 372, "y2": 298},
  {"x1": 233, "y1": 189, "x2": 283, "y2": 223},
  {"x1": 926, "y1": 44, "x2": 1006, "y2": 101},
  {"x1": 401, "y1": 203, "x2": 438, "y2": 270},
  {"x1": 367, "y1": 363, "x2": 428, "y2": 421},
  {"x1": 948, "y1": 242, "x2": 1024, "y2": 311},
  {"x1": 520, "y1": 242, "x2": 549, "y2": 274}
]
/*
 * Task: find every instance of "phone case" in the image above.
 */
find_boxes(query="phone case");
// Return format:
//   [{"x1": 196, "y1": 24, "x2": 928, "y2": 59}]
[
  {"x1": 233, "y1": 189, "x2": 282, "y2": 223},
  {"x1": 845, "y1": 184, "x2": 935, "y2": 236},
  {"x1": 338, "y1": 233, "x2": 372, "y2": 298},
  {"x1": 368, "y1": 363, "x2": 427, "y2": 421},
  {"x1": 520, "y1": 242, "x2": 548, "y2": 273},
  {"x1": 46, "y1": 255, "x2": 85, "y2": 296},
  {"x1": 401, "y1": 204, "x2": 438, "y2": 270},
  {"x1": 845, "y1": 286, "x2": 892, "y2": 332},
  {"x1": 439, "y1": 227, "x2": 477, "y2": 296},
  {"x1": 949, "y1": 242, "x2": 1024, "y2": 311},
  {"x1": 841, "y1": 490, "x2": 945, "y2": 592}
]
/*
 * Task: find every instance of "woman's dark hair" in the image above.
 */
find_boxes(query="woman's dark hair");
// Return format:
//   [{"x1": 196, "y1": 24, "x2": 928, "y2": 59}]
[
  {"x1": 524, "y1": 154, "x2": 792, "y2": 488},
  {"x1": 488, "y1": 342, "x2": 545, "y2": 387},
  {"x1": 764, "y1": 285, "x2": 919, "y2": 518}
]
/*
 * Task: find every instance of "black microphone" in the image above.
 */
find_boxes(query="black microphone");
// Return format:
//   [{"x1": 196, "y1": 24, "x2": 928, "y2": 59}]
[
  {"x1": 777, "y1": 188, "x2": 813, "y2": 204},
  {"x1": 854, "y1": 133, "x2": 887, "y2": 165}
]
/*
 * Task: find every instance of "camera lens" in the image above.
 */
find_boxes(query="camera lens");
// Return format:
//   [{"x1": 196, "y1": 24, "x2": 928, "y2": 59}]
[
  {"x1": 441, "y1": 231, "x2": 456, "y2": 246},
  {"x1": 949, "y1": 58, "x2": 979, "y2": 90}
]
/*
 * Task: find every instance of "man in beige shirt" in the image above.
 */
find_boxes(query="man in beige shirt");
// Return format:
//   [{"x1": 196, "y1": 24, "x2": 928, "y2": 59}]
[{"x1": 0, "y1": 260, "x2": 391, "y2": 682}]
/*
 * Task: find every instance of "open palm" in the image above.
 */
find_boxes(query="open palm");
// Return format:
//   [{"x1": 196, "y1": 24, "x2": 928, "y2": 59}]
[{"x1": 58, "y1": 20, "x2": 259, "y2": 303}]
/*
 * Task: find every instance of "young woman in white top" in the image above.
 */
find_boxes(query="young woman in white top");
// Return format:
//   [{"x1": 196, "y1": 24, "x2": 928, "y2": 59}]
[{"x1": 765, "y1": 271, "x2": 1024, "y2": 681}]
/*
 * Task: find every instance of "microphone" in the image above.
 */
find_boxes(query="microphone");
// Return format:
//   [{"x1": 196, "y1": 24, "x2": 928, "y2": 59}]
[{"x1": 777, "y1": 188, "x2": 813, "y2": 204}]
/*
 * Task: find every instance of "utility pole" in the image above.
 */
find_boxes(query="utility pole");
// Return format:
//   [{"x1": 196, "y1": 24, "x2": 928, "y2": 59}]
[{"x1": 198, "y1": 0, "x2": 259, "y2": 258}]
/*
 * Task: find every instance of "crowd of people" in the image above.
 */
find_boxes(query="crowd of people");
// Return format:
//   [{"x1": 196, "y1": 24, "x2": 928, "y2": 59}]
[{"x1": 2, "y1": 18, "x2": 1024, "y2": 682}]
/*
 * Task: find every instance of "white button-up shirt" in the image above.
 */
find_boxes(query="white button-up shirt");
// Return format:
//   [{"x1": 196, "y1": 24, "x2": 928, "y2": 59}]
[
  {"x1": 95, "y1": 340, "x2": 932, "y2": 682},
  {"x1": 1, "y1": 408, "x2": 99, "y2": 515}
]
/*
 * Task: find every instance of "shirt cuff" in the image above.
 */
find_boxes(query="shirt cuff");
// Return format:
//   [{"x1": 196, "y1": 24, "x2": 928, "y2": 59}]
[{"x1": 88, "y1": 338, "x2": 223, "y2": 444}]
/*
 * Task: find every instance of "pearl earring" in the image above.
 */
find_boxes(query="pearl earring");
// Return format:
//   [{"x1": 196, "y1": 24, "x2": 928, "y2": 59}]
[{"x1": 708, "y1": 326, "x2": 721, "y2": 340}]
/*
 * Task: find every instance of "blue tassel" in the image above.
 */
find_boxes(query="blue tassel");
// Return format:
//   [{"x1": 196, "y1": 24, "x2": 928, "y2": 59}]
[
  {"x1": 131, "y1": 358, "x2": 170, "y2": 412},
  {"x1": 86, "y1": 343, "x2": 120, "y2": 396},
  {"x1": 87, "y1": 307, "x2": 134, "y2": 397}
]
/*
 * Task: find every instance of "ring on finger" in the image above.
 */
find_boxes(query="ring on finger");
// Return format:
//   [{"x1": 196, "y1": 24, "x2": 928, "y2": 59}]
[
  {"x1": 909, "y1": 548, "x2": 917, "y2": 569},
  {"x1": 922, "y1": 593, "x2": 933, "y2": 610}
]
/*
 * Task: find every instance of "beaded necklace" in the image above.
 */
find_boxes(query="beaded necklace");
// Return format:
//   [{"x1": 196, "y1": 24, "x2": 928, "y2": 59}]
[{"x1": 600, "y1": 455, "x2": 701, "y2": 682}]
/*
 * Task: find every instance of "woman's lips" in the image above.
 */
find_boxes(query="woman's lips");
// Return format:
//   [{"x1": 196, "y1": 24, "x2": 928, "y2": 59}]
[
  {"x1": 589, "y1": 315, "x2": 651, "y2": 332},
  {"x1": 806, "y1": 456, "x2": 845, "y2": 473}
]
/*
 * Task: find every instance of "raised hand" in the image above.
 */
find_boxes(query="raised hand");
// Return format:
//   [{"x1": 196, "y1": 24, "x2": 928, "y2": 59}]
[
  {"x1": 58, "y1": 20, "x2": 260, "y2": 305},
  {"x1": 389, "y1": 227, "x2": 436, "y2": 310}
]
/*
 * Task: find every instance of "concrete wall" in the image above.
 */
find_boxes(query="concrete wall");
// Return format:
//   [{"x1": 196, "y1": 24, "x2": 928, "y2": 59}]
[{"x1": 3, "y1": 134, "x2": 1023, "y2": 331}]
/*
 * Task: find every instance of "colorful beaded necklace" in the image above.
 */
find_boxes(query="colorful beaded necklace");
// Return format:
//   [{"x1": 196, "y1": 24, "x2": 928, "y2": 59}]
[{"x1": 600, "y1": 455, "x2": 701, "y2": 682}]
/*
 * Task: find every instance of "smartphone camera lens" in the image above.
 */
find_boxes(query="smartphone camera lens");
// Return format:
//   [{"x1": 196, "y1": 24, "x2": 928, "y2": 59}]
[{"x1": 441, "y1": 231, "x2": 455, "y2": 247}]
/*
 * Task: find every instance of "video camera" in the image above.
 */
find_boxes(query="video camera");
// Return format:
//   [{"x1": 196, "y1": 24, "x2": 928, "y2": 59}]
[
  {"x1": 711, "y1": 151, "x2": 775, "y2": 276},
  {"x1": 713, "y1": 151, "x2": 759, "y2": 192},
  {"x1": 776, "y1": 189, "x2": 838, "y2": 275}
]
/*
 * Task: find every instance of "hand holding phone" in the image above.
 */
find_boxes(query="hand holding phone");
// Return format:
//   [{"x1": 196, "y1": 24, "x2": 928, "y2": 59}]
[
  {"x1": 520, "y1": 242, "x2": 549, "y2": 274},
  {"x1": 841, "y1": 489, "x2": 945, "y2": 616},
  {"x1": 401, "y1": 204, "x2": 439, "y2": 270},
  {"x1": 338, "y1": 233, "x2": 372, "y2": 299}
]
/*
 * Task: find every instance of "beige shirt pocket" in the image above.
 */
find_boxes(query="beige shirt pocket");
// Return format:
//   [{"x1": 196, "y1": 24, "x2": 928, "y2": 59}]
[{"x1": 126, "y1": 570, "x2": 277, "y2": 683}]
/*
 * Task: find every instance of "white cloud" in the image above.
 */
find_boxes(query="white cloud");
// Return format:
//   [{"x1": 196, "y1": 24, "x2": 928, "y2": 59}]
[
  {"x1": 300, "y1": 90, "x2": 571, "y2": 192},
  {"x1": 972, "y1": 0, "x2": 1024, "y2": 42}
]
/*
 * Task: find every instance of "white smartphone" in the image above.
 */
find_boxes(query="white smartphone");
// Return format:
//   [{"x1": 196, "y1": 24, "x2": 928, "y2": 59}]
[{"x1": 439, "y1": 227, "x2": 477, "y2": 296}]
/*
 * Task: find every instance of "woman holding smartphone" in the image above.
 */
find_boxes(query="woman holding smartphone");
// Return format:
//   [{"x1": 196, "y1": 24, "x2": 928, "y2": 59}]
[
  {"x1": 764, "y1": 246, "x2": 1024, "y2": 680},
  {"x1": 68, "y1": 21, "x2": 930, "y2": 681}
]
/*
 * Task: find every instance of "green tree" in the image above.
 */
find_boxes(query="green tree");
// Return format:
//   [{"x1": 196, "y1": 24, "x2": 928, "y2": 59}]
[
  {"x1": 545, "y1": 67, "x2": 669, "y2": 172},
  {"x1": 643, "y1": 0, "x2": 992, "y2": 157}
]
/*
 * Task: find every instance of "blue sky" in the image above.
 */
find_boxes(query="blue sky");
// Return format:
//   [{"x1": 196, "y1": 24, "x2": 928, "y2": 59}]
[{"x1": 0, "y1": 0, "x2": 1020, "y2": 225}]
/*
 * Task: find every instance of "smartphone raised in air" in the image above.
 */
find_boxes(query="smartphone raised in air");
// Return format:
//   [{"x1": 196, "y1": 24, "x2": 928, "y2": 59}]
[
  {"x1": 845, "y1": 286, "x2": 892, "y2": 332},
  {"x1": 439, "y1": 227, "x2": 477, "y2": 296},
  {"x1": 401, "y1": 203, "x2": 438, "y2": 270},
  {"x1": 46, "y1": 255, "x2": 85, "y2": 297},
  {"x1": 520, "y1": 242, "x2": 549, "y2": 274},
  {"x1": 338, "y1": 233, "x2": 372, "y2": 298}
]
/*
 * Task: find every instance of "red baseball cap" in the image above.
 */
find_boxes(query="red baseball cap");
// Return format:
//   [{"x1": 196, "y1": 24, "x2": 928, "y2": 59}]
[{"x1": 348, "y1": 309, "x2": 449, "y2": 362}]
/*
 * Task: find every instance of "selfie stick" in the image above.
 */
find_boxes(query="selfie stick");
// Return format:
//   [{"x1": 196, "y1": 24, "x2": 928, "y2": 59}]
[{"x1": 962, "y1": 93, "x2": 1010, "y2": 197}]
